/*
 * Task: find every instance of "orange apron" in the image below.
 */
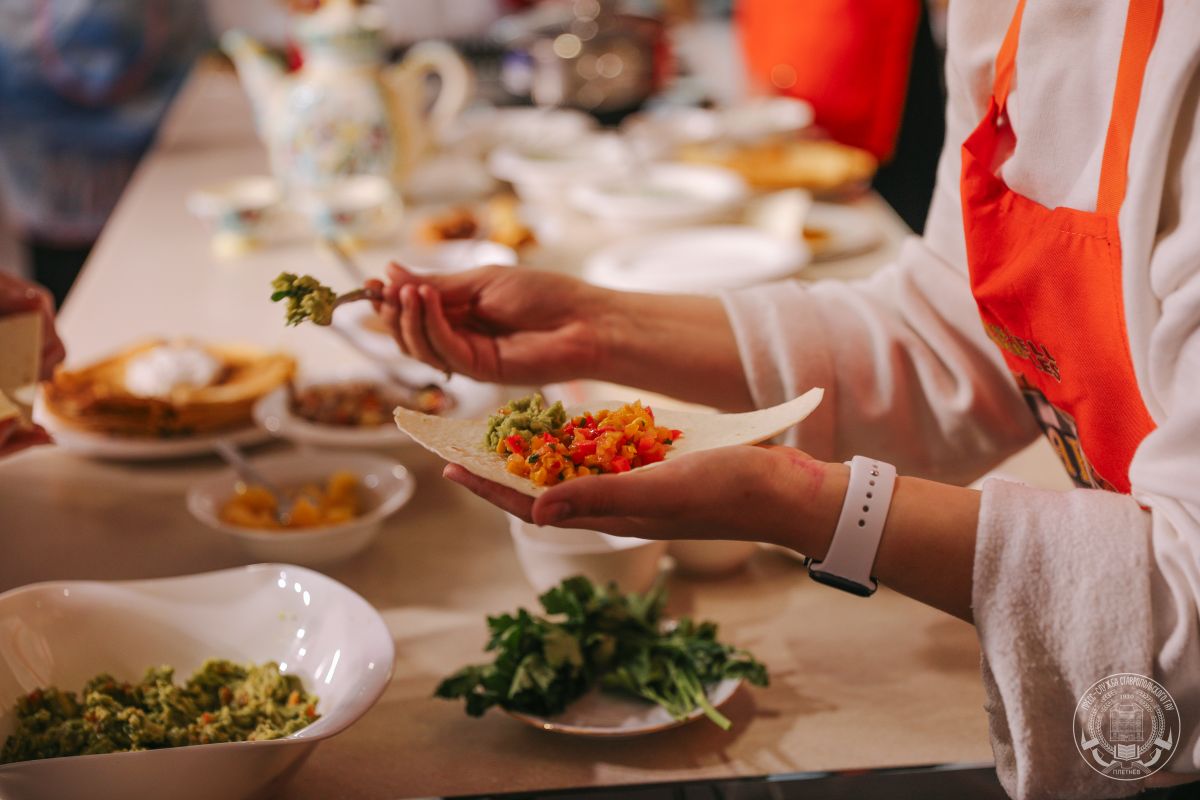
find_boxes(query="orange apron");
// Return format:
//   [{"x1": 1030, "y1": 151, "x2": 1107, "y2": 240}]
[{"x1": 961, "y1": 0, "x2": 1161, "y2": 493}]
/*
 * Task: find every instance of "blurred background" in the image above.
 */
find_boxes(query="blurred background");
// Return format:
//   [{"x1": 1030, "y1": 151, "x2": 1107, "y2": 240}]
[{"x1": 0, "y1": 0, "x2": 948, "y2": 306}]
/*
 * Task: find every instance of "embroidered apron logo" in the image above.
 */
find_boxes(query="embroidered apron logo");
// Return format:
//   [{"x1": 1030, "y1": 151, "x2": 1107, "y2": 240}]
[
  {"x1": 984, "y1": 324, "x2": 1061, "y2": 381},
  {"x1": 1074, "y1": 673, "x2": 1179, "y2": 780}
]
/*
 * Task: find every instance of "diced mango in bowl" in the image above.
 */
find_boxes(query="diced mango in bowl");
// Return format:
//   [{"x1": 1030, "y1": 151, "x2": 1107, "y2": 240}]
[{"x1": 220, "y1": 471, "x2": 361, "y2": 530}]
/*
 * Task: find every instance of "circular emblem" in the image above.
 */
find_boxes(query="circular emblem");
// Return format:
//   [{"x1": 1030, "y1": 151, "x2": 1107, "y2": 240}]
[{"x1": 1074, "y1": 673, "x2": 1180, "y2": 780}]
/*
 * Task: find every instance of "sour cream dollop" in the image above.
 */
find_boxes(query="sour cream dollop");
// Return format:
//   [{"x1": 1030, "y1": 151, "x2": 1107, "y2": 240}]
[{"x1": 124, "y1": 343, "x2": 221, "y2": 398}]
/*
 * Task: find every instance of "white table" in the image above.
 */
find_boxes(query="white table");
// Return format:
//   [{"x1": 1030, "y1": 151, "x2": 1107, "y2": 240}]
[{"x1": 0, "y1": 61, "x2": 1071, "y2": 798}]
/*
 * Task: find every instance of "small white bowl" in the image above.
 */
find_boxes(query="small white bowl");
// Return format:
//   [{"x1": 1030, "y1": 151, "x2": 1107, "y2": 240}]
[
  {"x1": 507, "y1": 514, "x2": 667, "y2": 595},
  {"x1": 398, "y1": 239, "x2": 517, "y2": 273},
  {"x1": 622, "y1": 106, "x2": 724, "y2": 158},
  {"x1": 719, "y1": 96, "x2": 815, "y2": 143},
  {"x1": 187, "y1": 176, "x2": 282, "y2": 257},
  {"x1": 668, "y1": 540, "x2": 760, "y2": 577},
  {"x1": 569, "y1": 163, "x2": 748, "y2": 231},
  {"x1": 403, "y1": 153, "x2": 498, "y2": 204},
  {"x1": 583, "y1": 225, "x2": 810, "y2": 294},
  {"x1": 441, "y1": 106, "x2": 596, "y2": 156},
  {"x1": 0, "y1": 564, "x2": 393, "y2": 800},
  {"x1": 488, "y1": 133, "x2": 633, "y2": 207},
  {"x1": 187, "y1": 452, "x2": 415, "y2": 567},
  {"x1": 622, "y1": 98, "x2": 814, "y2": 157},
  {"x1": 292, "y1": 175, "x2": 402, "y2": 241}
]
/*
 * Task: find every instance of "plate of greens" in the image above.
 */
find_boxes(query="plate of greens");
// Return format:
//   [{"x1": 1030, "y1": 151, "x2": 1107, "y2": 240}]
[
  {"x1": 435, "y1": 576, "x2": 767, "y2": 737},
  {"x1": 505, "y1": 676, "x2": 742, "y2": 738}
]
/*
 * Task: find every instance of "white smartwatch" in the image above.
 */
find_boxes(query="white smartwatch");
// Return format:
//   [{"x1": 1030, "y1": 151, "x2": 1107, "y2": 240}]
[{"x1": 805, "y1": 455, "x2": 897, "y2": 597}]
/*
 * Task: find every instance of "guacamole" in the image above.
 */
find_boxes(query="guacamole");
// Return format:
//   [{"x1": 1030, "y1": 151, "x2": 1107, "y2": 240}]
[
  {"x1": 271, "y1": 273, "x2": 337, "y2": 326},
  {"x1": 484, "y1": 394, "x2": 567, "y2": 451},
  {"x1": 0, "y1": 659, "x2": 318, "y2": 765}
]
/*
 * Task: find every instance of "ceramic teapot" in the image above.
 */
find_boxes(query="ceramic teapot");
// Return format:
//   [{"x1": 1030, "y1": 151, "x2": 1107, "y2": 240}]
[{"x1": 222, "y1": 1, "x2": 471, "y2": 192}]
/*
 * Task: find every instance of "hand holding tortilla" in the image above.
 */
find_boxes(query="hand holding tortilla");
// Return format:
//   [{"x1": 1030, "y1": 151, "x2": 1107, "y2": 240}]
[
  {"x1": 445, "y1": 443, "x2": 849, "y2": 548},
  {"x1": 395, "y1": 388, "x2": 822, "y2": 498}
]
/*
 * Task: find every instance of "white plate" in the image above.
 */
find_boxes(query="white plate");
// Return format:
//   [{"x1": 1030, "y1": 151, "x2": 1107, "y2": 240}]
[
  {"x1": 505, "y1": 678, "x2": 741, "y2": 738},
  {"x1": 34, "y1": 395, "x2": 272, "y2": 460},
  {"x1": 403, "y1": 153, "x2": 497, "y2": 204},
  {"x1": 569, "y1": 164, "x2": 748, "y2": 228},
  {"x1": 395, "y1": 239, "x2": 518, "y2": 273},
  {"x1": 805, "y1": 202, "x2": 882, "y2": 262},
  {"x1": 583, "y1": 226, "x2": 810, "y2": 294},
  {"x1": 488, "y1": 134, "x2": 634, "y2": 206},
  {"x1": 253, "y1": 370, "x2": 508, "y2": 450},
  {"x1": 0, "y1": 564, "x2": 394, "y2": 800},
  {"x1": 441, "y1": 106, "x2": 596, "y2": 156},
  {"x1": 623, "y1": 98, "x2": 814, "y2": 156}
]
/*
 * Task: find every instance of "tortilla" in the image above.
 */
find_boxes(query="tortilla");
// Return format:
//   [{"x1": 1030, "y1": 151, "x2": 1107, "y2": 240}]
[
  {"x1": 0, "y1": 311, "x2": 41, "y2": 423},
  {"x1": 395, "y1": 388, "x2": 823, "y2": 497},
  {"x1": 0, "y1": 390, "x2": 20, "y2": 424}
]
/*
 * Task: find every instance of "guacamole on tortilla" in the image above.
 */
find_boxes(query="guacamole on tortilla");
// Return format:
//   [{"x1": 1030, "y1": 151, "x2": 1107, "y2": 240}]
[
  {"x1": 484, "y1": 393, "x2": 567, "y2": 451},
  {"x1": 0, "y1": 659, "x2": 318, "y2": 764}
]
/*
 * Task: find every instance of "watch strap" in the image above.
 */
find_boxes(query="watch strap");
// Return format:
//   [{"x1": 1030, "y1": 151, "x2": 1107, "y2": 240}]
[{"x1": 807, "y1": 455, "x2": 897, "y2": 596}]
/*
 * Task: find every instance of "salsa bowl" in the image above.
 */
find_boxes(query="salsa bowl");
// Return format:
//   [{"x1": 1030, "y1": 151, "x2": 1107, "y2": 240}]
[{"x1": 0, "y1": 565, "x2": 394, "y2": 800}]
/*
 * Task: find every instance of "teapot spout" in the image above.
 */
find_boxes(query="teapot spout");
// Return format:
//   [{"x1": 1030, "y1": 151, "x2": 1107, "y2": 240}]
[{"x1": 220, "y1": 30, "x2": 285, "y2": 121}]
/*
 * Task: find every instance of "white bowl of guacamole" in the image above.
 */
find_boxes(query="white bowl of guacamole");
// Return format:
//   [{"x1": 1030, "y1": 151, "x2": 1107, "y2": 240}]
[{"x1": 0, "y1": 565, "x2": 393, "y2": 800}]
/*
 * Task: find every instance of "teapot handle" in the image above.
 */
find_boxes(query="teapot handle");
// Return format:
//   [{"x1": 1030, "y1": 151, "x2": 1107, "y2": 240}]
[{"x1": 393, "y1": 40, "x2": 472, "y2": 138}]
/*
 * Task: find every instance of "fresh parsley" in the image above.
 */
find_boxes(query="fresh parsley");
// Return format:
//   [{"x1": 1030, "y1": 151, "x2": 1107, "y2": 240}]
[{"x1": 435, "y1": 576, "x2": 768, "y2": 730}]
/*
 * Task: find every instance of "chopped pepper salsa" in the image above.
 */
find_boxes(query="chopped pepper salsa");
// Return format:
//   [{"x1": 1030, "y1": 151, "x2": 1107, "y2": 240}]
[
  {"x1": 485, "y1": 394, "x2": 680, "y2": 488},
  {"x1": 0, "y1": 660, "x2": 318, "y2": 764}
]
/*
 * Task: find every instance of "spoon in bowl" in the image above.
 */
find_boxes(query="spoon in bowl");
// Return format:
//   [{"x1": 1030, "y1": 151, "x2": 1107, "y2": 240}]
[{"x1": 213, "y1": 440, "x2": 293, "y2": 525}]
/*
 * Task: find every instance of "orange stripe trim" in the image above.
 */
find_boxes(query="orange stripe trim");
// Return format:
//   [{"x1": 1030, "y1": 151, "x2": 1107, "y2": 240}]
[
  {"x1": 992, "y1": 0, "x2": 1027, "y2": 106},
  {"x1": 1097, "y1": 0, "x2": 1164, "y2": 215}
]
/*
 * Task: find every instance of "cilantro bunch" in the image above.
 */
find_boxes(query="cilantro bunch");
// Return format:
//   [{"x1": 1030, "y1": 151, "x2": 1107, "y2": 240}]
[{"x1": 435, "y1": 576, "x2": 768, "y2": 730}]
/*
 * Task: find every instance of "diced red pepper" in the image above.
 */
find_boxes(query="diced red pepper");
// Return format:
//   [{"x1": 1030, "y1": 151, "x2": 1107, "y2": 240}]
[
  {"x1": 505, "y1": 434, "x2": 527, "y2": 456},
  {"x1": 611, "y1": 456, "x2": 632, "y2": 473},
  {"x1": 570, "y1": 439, "x2": 598, "y2": 464}
]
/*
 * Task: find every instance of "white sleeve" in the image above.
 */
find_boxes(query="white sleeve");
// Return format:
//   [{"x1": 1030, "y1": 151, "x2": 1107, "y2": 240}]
[{"x1": 976, "y1": 15, "x2": 1200, "y2": 796}]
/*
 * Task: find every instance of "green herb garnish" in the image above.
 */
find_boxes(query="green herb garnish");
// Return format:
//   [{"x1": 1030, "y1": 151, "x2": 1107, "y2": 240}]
[{"x1": 435, "y1": 576, "x2": 768, "y2": 730}]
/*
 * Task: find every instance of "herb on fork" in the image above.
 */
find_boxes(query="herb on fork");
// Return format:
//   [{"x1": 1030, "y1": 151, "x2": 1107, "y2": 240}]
[{"x1": 435, "y1": 576, "x2": 768, "y2": 730}]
